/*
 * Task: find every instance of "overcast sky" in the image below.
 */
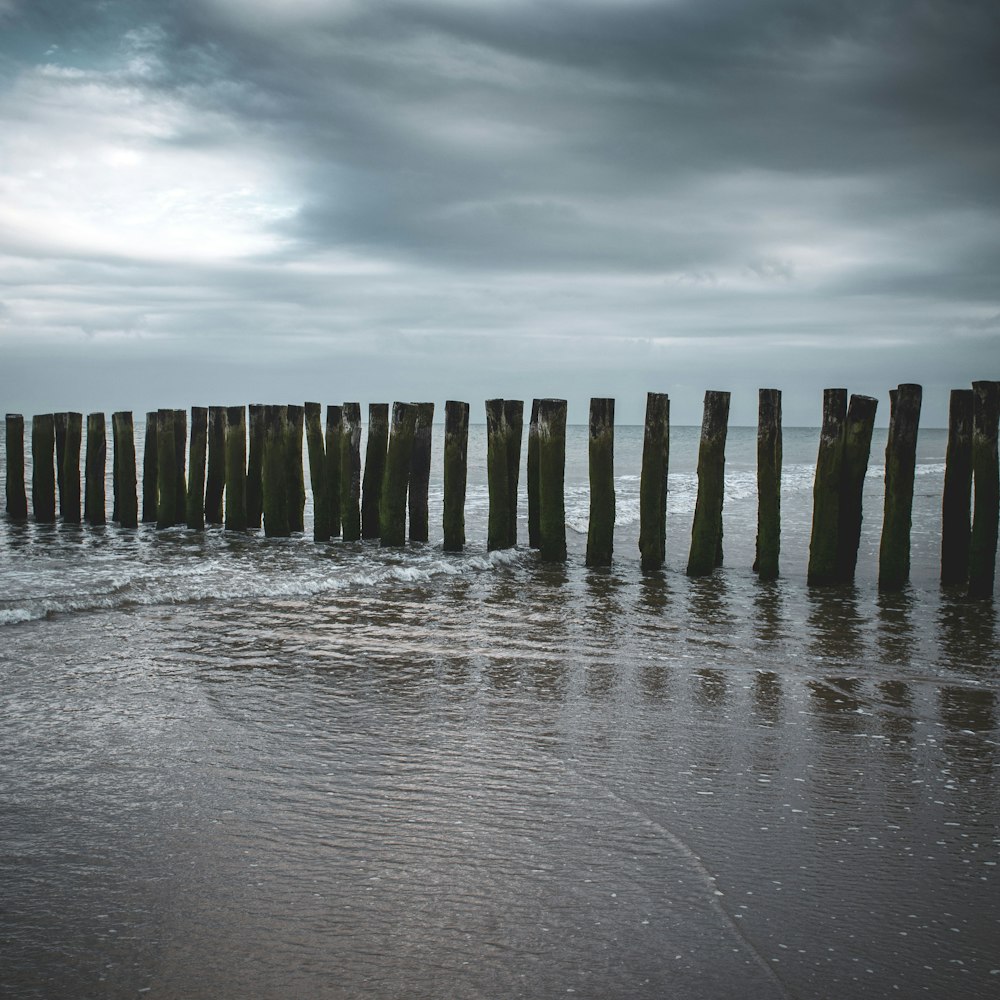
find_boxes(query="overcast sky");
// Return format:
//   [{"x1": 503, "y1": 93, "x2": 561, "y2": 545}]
[{"x1": 1, "y1": 0, "x2": 997, "y2": 424}]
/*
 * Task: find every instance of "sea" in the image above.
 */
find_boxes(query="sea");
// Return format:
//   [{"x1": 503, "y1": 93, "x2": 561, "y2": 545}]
[{"x1": 1, "y1": 420, "x2": 997, "y2": 1000}]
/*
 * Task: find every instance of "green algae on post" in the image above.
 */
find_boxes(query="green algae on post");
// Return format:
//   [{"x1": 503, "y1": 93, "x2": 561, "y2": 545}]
[
  {"x1": 5, "y1": 414, "x2": 28, "y2": 520},
  {"x1": 186, "y1": 406, "x2": 208, "y2": 530},
  {"x1": 527, "y1": 399, "x2": 541, "y2": 549},
  {"x1": 503, "y1": 400, "x2": 524, "y2": 548},
  {"x1": 878, "y1": 383, "x2": 922, "y2": 592},
  {"x1": 246, "y1": 404, "x2": 265, "y2": 530},
  {"x1": 586, "y1": 397, "x2": 615, "y2": 568},
  {"x1": 62, "y1": 412, "x2": 83, "y2": 525},
  {"x1": 340, "y1": 403, "x2": 362, "y2": 541},
  {"x1": 205, "y1": 406, "x2": 227, "y2": 525},
  {"x1": 443, "y1": 400, "x2": 469, "y2": 552},
  {"x1": 326, "y1": 405, "x2": 343, "y2": 537},
  {"x1": 686, "y1": 390, "x2": 730, "y2": 577},
  {"x1": 968, "y1": 380, "x2": 1000, "y2": 600},
  {"x1": 806, "y1": 389, "x2": 847, "y2": 586},
  {"x1": 638, "y1": 392, "x2": 670, "y2": 572},
  {"x1": 486, "y1": 399, "x2": 510, "y2": 551},
  {"x1": 84, "y1": 412, "x2": 107, "y2": 526},
  {"x1": 112, "y1": 411, "x2": 138, "y2": 529},
  {"x1": 537, "y1": 398, "x2": 568, "y2": 563},
  {"x1": 31, "y1": 414, "x2": 56, "y2": 524},
  {"x1": 940, "y1": 389, "x2": 974, "y2": 586},
  {"x1": 837, "y1": 393, "x2": 878, "y2": 583},
  {"x1": 225, "y1": 405, "x2": 248, "y2": 531},
  {"x1": 409, "y1": 402, "x2": 435, "y2": 543},
  {"x1": 286, "y1": 404, "x2": 305, "y2": 534},
  {"x1": 380, "y1": 402, "x2": 417, "y2": 547},
  {"x1": 142, "y1": 411, "x2": 158, "y2": 523},
  {"x1": 304, "y1": 402, "x2": 330, "y2": 542},
  {"x1": 156, "y1": 408, "x2": 177, "y2": 529},
  {"x1": 361, "y1": 403, "x2": 389, "y2": 539},
  {"x1": 754, "y1": 389, "x2": 782, "y2": 581},
  {"x1": 262, "y1": 405, "x2": 291, "y2": 537}
]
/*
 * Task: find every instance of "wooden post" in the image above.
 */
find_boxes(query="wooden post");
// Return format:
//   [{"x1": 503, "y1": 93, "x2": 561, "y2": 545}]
[
  {"x1": 638, "y1": 392, "x2": 670, "y2": 572},
  {"x1": 54, "y1": 412, "x2": 68, "y2": 518},
  {"x1": 172, "y1": 409, "x2": 187, "y2": 526},
  {"x1": 941, "y1": 389, "x2": 974, "y2": 586},
  {"x1": 186, "y1": 406, "x2": 208, "y2": 530},
  {"x1": 304, "y1": 402, "x2": 329, "y2": 542},
  {"x1": 205, "y1": 406, "x2": 227, "y2": 525},
  {"x1": 225, "y1": 405, "x2": 247, "y2": 531},
  {"x1": 112, "y1": 411, "x2": 138, "y2": 528},
  {"x1": 527, "y1": 399, "x2": 541, "y2": 548},
  {"x1": 361, "y1": 403, "x2": 389, "y2": 539},
  {"x1": 878, "y1": 383, "x2": 922, "y2": 592},
  {"x1": 486, "y1": 399, "x2": 509, "y2": 551},
  {"x1": 156, "y1": 408, "x2": 177, "y2": 529},
  {"x1": 807, "y1": 389, "x2": 847, "y2": 586},
  {"x1": 286, "y1": 404, "x2": 305, "y2": 533},
  {"x1": 443, "y1": 400, "x2": 469, "y2": 552},
  {"x1": 62, "y1": 412, "x2": 83, "y2": 525},
  {"x1": 326, "y1": 405, "x2": 343, "y2": 537},
  {"x1": 837, "y1": 394, "x2": 878, "y2": 583},
  {"x1": 968, "y1": 380, "x2": 1000, "y2": 599},
  {"x1": 84, "y1": 412, "x2": 106, "y2": 526},
  {"x1": 262, "y1": 405, "x2": 291, "y2": 537},
  {"x1": 340, "y1": 403, "x2": 362, "y2": 541},
  {"x1": 503, "y1": 400, "x2": 523, "y2": 548},
  {"x1": 586, "y1": 397, "x2": 615, "y2": 567},
  {"x1": 31, "y1": 414, "x2": 56, "y2": 523},
  {"x1": 380, "y1": 402, "x2": 417, "y2": 547},
  {"x1": 246, "y1": 404, "x2": 265, "y2": 530},
  {"x1": 754, "y1": 389, "x2": 781, "y2": 581},
  {"x1": 142, "y1": 411, "x2": 158, "y2": 523},
  {"x1": 409, "y1": 402, "x2": 435, "y2": 543},
  {"x1": 686, "y1": 391, "x2": 730, "y2": 577},
  {"x1": 537, "y1": 398, "x2": 567, "y2": 562},
  {"x1": 5, "y1": 414, "x2": 28, "y2": 520}
]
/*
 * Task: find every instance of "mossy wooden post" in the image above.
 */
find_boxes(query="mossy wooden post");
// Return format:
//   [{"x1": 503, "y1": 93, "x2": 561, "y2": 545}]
[
  {"x1": 112, "y1": 411, "x2": 138, "y2": 528},
  {"x1": 156, "y1": 408, "x2": 177, "y2": 529},
  {"x1": 5, "y1": 414, "x2": 28, "y2": 520},
  {"x1": 409, "y1": 402, "x2": 435, "y2": 543},
  {"x1": 31, "y1": 414, "x2": 56, "y2": 523},
  {"x1": 262, "y1": 405, "x2": 291, "y2": 537},
  {"x1": 63, "y1": 412, "x2": 83, "y2": 525},
  {"x1": 304, "y1": 402, "x2": 329, "y2": 542},
  {"x1": 754, "y1": 389, "x2": 781, "y2": 581},
  {"x1": 84, "y1": 413, "x2": 106, "y2": 526},
  {"x1": 638, "y1": 392, "x2": 670, "y2": 572},
  {"x1": 537, "y1": 398, "x2": 568, "y2": 562},
  {"x1": 878, "y1": 383, "x2": 922, "y2": 592},
  {"x1": 486, "y1": 399, "x2": 510, "y2": 551},
  {"x1": 443, "y1": 401, "x2": 469, "y2": 552},
  {"x1": 686, "y1": 390, "x2": 730, "y2": 577},
  {"x1": 837, "y1": 393, "x2": 878, "y2": 583},
  {"x1": 186, "y1": 406, "x2": 208, "y2": 530},
  {"x1": 806, "y1": 389, "x2": 847, "y2": 586},
  {"x1": 326, "y1": 405, "x2": 343, "y2": 537},
  {"x1": 142, "y1": 411, "x2": 158, "y2": 523},
  {"x1": 225, "y1": 405, "x2": 247, "y2": 531},
  {"x1": 172, "y1": 409, "x2": 187, "y2": 525},
  {"x1": 968, "y1": 380, "x2": 1000, "y2": 600},
  {"x1": 941, "y1": 389, "x2": 974, "y2": 586},
  {"x1": 246, "y1": 404, "x2": 265, "y2": 530},
  {"x1": 527, "y1": 399, "x2": 541, "y2": 548},
  {"x1": 54, "y1": 413, "x2": 68, "y2": 517},
  {"x1": 503, "y1": 400, "x2": 524, "y2": 547},
  {"x1": 286, "y1": 404, "x2": 306, "y2": 533},
  {"x1": 205, "y1": 406, "x2": 227, "y2": 525},
  {"x1": 340, "y1": 403, "x2": 362, "y2": 541},
  {"x1": 380, "y1": 402, "x2": 417, "y2": 547},
  {"x1": 586, "y1": 397, "x2": 615, "y2": 567},
  {"x1": 361, "y1": 403, "x2": 389, "y2": 539}
]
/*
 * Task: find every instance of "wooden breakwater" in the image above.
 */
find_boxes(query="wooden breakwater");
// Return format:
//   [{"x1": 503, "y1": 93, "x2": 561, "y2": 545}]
[{"x1": 4, "y1": 383, "x2": 999, "y2": 599}]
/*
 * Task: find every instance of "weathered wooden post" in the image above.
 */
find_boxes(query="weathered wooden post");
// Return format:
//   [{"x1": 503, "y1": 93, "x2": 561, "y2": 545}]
[
  {"x1": 262, "y1": 405, "x2": 290, "y2": 537},
  {"x1": 527, "y1": 399, "x2": 541, "y2": 548},
  {"x1": 486, "y1": 399, "x2": 510, "y2": 551},
  {"x1": 156, "y1": 408, "x2": 177, "y2": 529},
  {"x1": 754, "y1": 388, "x2": 781, "y2": 581},
  {"x1": 326, "y1": 405, "x2": 343, "y2": 537},
  {"x1": 286, "y1": 404, "x2": 306, "y2": 533},
  {"x1": 409, "y1": 402, "x2": 435, "y2": 543},
  {"x1": 225, "y1": 405, "x2": 247, "y2": 531},
  {"x1": 537, "y1": 398, "x2": 568, "y2": 562},
  {"x1": 443, "y1": 400, "x2": 469, "y2": 552},
  {"x1": 638, "y1": 392, "x2": 670, "y2": 572},
  {"x1": 941, "y1": 389, "x2": 974, "y2": 586},
  {"x1": 586, "y1": 397, "x2": 615, "y2": 567},
  {"x1": 304, "y1": 402, "x2": 329, "y2": 542},
  {"x1": 5, "y1": 414, "x2": 28, "y2": 520},
  {"x1": 380, "y1": 402, "x2": 417, "y2": 547},
  {"x1": 340, "y1": 403, "x2": 362, "y2": 541},
  {"x1": 837, "y1": 394, "x2": 878, "y2": 583},
  {"x1": 54, "y1": 413, "x2": 68, "y2": 517},
  {"x1": 686, "y1": 390, "x2": 730, "y2": 577},
  {"x1": 361, "y1": 403, "x2": 389, "y2": 539},
  {"x1": 968, "y1": 380, "x2": 1000, "y2": 599},
  {"x1": 246, "y1": 404, "x2": 265, "y2": 530},
  {"x1": 806, "y1": 389, "x2": 847, "y2": 585},
  {"x1": 84, "y1": 412, "x2": 106, "y2": 526},
  {"x1": 112, "y1": 411, "x2": 138, "y2": 528},
  {"x1": 503, "y1": 400, "x2": 523, "y2": 548},
  {"x1": 186, "y1": 406, "x2": 208, "y2": 530},
  {"x1": 63, "y1": 412, "x2": 83, "y2": 525},
  {"x1": 205, "y1": 406, "x2": 227, "y2": 525},
  {"x1": 142, "y1": 411, "x2": 158, "y2": 523},
  {"x1": 172, "y1": 409, "x2": 187, "y2": 525},
  {"x1": 31, "y1": 414, "x2": 56, "y2": 523},
  {"x1": 878, "y1": 383, "x2": 922, "y2": 592}
]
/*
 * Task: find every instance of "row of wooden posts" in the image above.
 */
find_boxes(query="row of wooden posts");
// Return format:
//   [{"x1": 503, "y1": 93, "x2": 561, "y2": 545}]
[{"x1": 4, "y1": 382, "x2": 999, "y2": 598}]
